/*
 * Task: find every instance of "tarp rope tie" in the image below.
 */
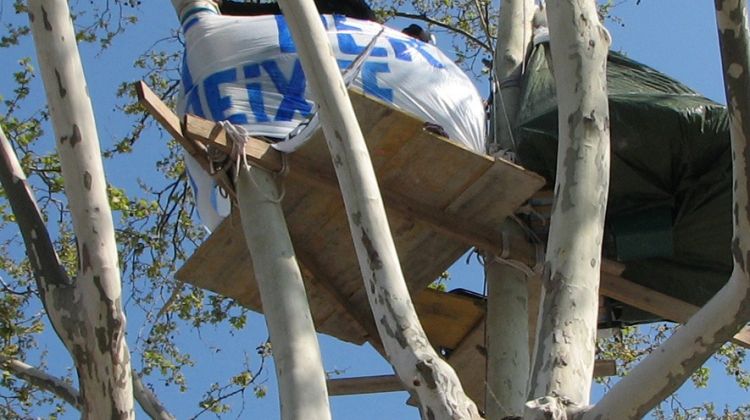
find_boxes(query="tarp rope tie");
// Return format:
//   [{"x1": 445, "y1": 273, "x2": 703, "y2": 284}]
[
  {"x1": 220, "y1": 120, "x2": 287, "y2": 203},
  {"x1": 493, "y1": 215, "x2": 545, "y2": 277}
]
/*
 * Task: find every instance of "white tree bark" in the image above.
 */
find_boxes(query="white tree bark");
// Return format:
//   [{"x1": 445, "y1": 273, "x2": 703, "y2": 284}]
[
  {"x1": 526, "y1": 0, "x2": 610, "y2": 413},
  {"x1": 490, "y1": 0, "x2": 534, "y2": 153},
  {"x1": 485, "y1": 1, "x2": 535, "y2": 418},
  {"x1": 3, "y1": 125, "x2": 175, "y2": 419},
  {"x1": 580, "y1": 1, "x2": 750, "y2": 417},
  {"x1": 28, "y1": 1, "x2": 134, "y2": 418},
  {"x1": 236, "y1": 166, "x2": 331, "y2": 420},
  {"x1": 485, "y1": 257, "x2": 530, "y2": 419},
  {"x1": 274, "y1": 0, "x2": 480, "y2": 418}
]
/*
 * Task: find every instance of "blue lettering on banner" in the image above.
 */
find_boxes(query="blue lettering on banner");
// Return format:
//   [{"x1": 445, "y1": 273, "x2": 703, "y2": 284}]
[
  {"x1": 276, "y1": 15, "x2": 330, "y2": 53},
  {"x1": 262, "y1": 59, "x2": 312, "y2": 121},
  {"x1": 243, "y1": 64, "x2": 270, "y2": 122},
  {"x1": 205, "y1": 68, "x2": 248, "y2": 124},
  {"x1": 337, "y1": 59, "x2": 393, "y2": 103},
  {"x1": 275, "y1": 15, "x2": 296, "y2": 53},
  {"x1": 334, "y1": 15, "x2": 387, "y2": 57},
  {"x1": 181, "y1": 55, "x2": 205, "y2": 117},
  {"x1": 387, "y1": 37, "x2": 445, "y2": 69},
  {"x1": 362, "y1": 62, "x2": 392, "y2": 102}
]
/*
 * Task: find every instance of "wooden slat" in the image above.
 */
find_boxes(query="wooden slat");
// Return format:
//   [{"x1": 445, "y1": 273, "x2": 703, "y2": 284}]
[
  {"x1": 183, "y1": 114, "x2": 283, "y2": 172},
  {"x1": 135, "y1": 81, "x2": 189, "y2": 153},
  {"x1": 340, "y1": 359, "x2": 615, "y2": 399},
  {"x1": 171, "y1": 90, "x2": 543, "y2": 350},
  {"x1": 600, "y1": 273, "x2": 750, "y2": 348},
  {"x1": 414, "y1": 289, "x2": 485, "y2": 349},
  {"x1": 327, "y1": 375, "x2": 403, "y2": 396}
]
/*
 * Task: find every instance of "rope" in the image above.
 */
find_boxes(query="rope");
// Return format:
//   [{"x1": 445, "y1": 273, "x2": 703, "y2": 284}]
[
  {"x1": 492, "y1": 215, "x2": 545, "y2": 277},
  {"x1": 220, "y1": 120, "x2": 287, "y2": 203}
]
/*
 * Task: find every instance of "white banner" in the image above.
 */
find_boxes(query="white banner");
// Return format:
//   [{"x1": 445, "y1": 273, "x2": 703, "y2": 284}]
[{"x1": 178, "y1": 10, "x2": 487, "y2": 230}]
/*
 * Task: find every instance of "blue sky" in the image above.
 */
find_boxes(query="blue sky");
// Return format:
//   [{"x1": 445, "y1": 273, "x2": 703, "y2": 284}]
[{"x1": 0, "y1": 0, "x2": 747, "y2": 418}]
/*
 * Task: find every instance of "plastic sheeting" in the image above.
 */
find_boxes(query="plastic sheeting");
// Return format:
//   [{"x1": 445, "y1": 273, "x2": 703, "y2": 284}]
[
  {"x1": 176, "y1": 9, "x2": 486, "y2": 230},
  {"x1": 517, "y1": 43, "x2": 732, "y2": 320}
]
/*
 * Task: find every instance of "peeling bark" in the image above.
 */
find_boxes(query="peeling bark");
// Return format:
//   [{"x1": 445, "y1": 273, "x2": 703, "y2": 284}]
[
  {"x1": 28, "y1": 1, "x2": 134, "y2": 418},
  {"x1": 579, "y1": 1, "x2": 750, "y2": 418},
  {"x1": 273, "y1": 0, "x2": 480, "y2": 417},
  {"x1": 526, "y1": 0, "x2": 610, "y2": 409}
]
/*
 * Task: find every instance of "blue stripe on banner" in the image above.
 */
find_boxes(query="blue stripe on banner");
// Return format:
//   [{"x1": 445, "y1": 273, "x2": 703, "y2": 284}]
[
  {"x1": 244, "y1": 64, "x2": 271, "y2": 122},
  {"x1": 183, "y1": 16, "x2": 200, "y2": 33},
  {"x1": 333, "y1": 15, "x2": 387, "y2": 57},
  {"x1": 180, "y1": 6, "x2": 216, "y2": 25},
  {"x1": 362, "y1": 62, "x2": 393, "y2": 102},
  {"x1": 275, "y1": 15, "x2": 296, "y2": 53}
]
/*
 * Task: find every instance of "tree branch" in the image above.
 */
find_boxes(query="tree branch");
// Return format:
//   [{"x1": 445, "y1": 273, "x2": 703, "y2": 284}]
[
  {"x1": 0, "y1": 126, "x2": 71, "y2": 290},
  {"x1": 391, "y1": 11, "x2": 492, "y2": 51},
  {"x1": 0, "y1": 125, "x2": 77, "y2": 348},
  {"x1": 0, "y1": 355, "x2": 82, "y2": 410},
  {"x1": 133, "y1": 372, "x2": 176, "y2": 420}
]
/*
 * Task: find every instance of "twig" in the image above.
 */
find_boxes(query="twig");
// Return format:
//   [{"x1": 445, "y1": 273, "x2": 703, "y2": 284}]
[{"x1": 392, "y1": 11, "x2": 492, "y2": 51}]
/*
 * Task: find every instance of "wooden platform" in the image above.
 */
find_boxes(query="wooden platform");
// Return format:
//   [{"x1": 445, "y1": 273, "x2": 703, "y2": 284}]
[
  {"x1": 137, "y1": 81, "x2": 750, "y2": 409},
  {"x1": 175, "y1": 90, "x2": 546, "y2": 347}
]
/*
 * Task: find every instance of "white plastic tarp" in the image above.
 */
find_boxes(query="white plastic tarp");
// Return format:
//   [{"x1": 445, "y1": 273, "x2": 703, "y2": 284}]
[{"x1": 177, "y1": 9, "x2": 487, "y2": 230}]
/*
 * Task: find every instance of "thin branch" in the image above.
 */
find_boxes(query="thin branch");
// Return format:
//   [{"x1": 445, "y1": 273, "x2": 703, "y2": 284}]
[
  {"x1": 132, "y1": 371, "x2": 176, "y2": 420},
  {"x1": 471, "y1": 0, "x2": 493, "y2": 50},
  {"x1": 391, "y1": 11, "x2": 492, "y2": 51},
  {"x1": 0, "y1": 355, "x2": 82, "y2": 410}
]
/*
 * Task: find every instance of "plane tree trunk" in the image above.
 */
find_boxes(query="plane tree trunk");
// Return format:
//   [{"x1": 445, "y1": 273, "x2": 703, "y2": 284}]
[
  {"x1": 525, "y1": 0, "x2": 611, "y2": 416},
  {"x1": 235, "y1": 166, "x2": 332, "y2": 420},
  {"x1": 484, "y1": 1, "x2": 535, "y2": 418},
  {"x1": 27, "y1": 0, "x2": 134, "y2": 418},
  {"x1": 274, "y1": 0, "x2": 481, "y2": 417},
  {"x1": 580, "y1": 1, "x2": 750, "y2": 417}
]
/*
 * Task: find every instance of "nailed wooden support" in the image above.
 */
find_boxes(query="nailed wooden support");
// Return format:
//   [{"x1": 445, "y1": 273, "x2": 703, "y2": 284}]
[
  {"x1": 183, "y1": 114, "x2": 284, "y2": 172},
  {"x1": 326, "y1": 375, "x2": 404, "y2": 396},
  {"x1": 331, "y1": 359, "x2": 616, "y2": 399},
  {"x1": 600, "y1": 273, "x2": 750, "y2": 348},
  {"x1": 135, "y1": 82, "x2": 237, "y2": 200}
]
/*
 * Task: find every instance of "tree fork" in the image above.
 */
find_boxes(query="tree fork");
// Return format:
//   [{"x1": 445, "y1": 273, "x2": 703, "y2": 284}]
[
  {"x1": 28, "y1": 0, "x2": 134, "y2": 417},
  {"x1": 274, "y1": 0, "x2": 480, "y2": 417}
]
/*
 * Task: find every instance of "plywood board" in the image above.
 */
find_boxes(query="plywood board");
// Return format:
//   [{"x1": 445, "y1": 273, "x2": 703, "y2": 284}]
[{"x1": 175, "y1": 91, "x2": 545, "y2": 349}]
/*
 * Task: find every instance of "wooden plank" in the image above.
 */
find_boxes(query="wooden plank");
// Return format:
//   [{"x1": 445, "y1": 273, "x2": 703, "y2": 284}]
[
  {"x1": 135, "y1": 81, "x2": 191, "y2": 153},
  {"x1": 378, "y1": 130, "x2": 494, "y2": 210},
  {"x1": 343, "y1": 359, "x2": 615, "y2": 399},
  {"x1": 447, "y1": 159, "x2": 545, "y2": 228},
  {"x1": 136, "y1": 82, "x2": 238, "y2": 201},
  {"x1": 175, "y1": 90, "x2": 543, "y2": 352},
  {"x1": 414, "y1": 289, "x2": 485, "y2": 349},
  {"x1": 183, "y1": 114, "x2": 283, "y2": 172},
  {"x1": 600, "y1": 273, "x2": 750, "y2": 348},
  {"x1": 446, "y1": 319, "x2": 487, "y2": 410},
  {"x1": 327, "y1": 375, "x2": 403, "y2": 396}
]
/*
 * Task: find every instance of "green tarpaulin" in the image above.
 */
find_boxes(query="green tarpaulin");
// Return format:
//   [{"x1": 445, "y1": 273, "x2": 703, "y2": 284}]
[{"x1": 516, "y1": 43, "x2": 732, "y2": 323}]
